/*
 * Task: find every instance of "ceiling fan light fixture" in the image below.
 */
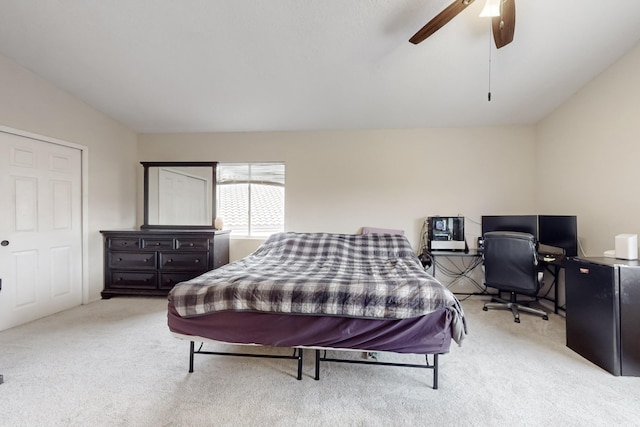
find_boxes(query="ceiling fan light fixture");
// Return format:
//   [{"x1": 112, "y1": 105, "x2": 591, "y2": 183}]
[{"x1": 480, "y1": 0, "x2": 501, "y2": 17}]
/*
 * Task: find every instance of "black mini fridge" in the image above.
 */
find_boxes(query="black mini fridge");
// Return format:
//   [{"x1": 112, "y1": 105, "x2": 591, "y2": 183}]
[{"x1": 565, "y1": 257, "x2": 640, "y2": 376}]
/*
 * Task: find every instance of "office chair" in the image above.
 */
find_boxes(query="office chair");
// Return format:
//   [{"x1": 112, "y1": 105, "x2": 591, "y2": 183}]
[{"x1": 482, "y1": 231, "x2": 549, "y2": 323}]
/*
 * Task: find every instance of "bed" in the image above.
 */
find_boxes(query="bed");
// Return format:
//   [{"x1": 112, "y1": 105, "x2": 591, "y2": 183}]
[{"x1": 167, "y1": 232, "x2": 466, "y2": 389}]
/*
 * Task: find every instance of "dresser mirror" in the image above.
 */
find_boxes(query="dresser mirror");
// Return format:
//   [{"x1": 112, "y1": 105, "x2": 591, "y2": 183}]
[{"x1": 141, "y1": 161, "x2": 217, "y2": 229}]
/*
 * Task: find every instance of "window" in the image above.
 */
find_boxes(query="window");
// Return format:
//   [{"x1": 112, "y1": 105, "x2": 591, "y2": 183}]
[{"x1": 217, "y1": 163, "x2": 285, "y2": 237}]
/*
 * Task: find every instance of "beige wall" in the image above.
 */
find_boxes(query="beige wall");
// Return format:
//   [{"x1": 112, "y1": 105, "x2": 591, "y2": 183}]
[
  {"x1": 5, "y1": 38, "x2": 638, "y2": 302},
  {"x1": 536, "y1": 41, "x2": 640, "y2": 256},
  {"x1": 0, "y1": 53, "x2": 138, "y2": 302},
  {"x1": 139, "y1": 126, "x2": 537, "y2": 260}
]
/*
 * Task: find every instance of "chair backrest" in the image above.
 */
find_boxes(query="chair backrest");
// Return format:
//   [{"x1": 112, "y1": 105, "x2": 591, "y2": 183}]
[{"x1": 483, "y1": 231, "x2": 541, "y2": 295}]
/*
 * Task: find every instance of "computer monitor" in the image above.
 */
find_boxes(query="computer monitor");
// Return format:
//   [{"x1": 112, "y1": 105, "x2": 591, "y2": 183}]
[
  {"x1": 481, "y1": 215, "x2": 538, "y2": 237},
  {"x1": 538, "y1": 215, "x2": 578, "y2": 257}
]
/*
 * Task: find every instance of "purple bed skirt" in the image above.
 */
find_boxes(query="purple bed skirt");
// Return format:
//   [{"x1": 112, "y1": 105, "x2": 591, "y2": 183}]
[{"x1": 167, "y1": 300, "x2": 454, "y2": 355}]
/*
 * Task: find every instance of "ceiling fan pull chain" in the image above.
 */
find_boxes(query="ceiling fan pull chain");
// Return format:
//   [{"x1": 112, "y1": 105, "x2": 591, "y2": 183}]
[{"x1": 488, "y1": 19, "x2": 492, "y2": 102}]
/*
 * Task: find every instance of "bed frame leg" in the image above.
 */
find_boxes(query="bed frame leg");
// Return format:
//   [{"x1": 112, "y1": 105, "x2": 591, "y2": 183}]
[
  {"x1": 189, "y1": 341, "x2": 195, "y2": 373},
  {"x1": 314, "y1": 350, "x2": 320, "y2": 380},
  {"x1": 432, "y1": 354, "x2": 439, "y2": 390},
  {"x1": 296, "y1": 348, "x2": 303, "y2": 380}
]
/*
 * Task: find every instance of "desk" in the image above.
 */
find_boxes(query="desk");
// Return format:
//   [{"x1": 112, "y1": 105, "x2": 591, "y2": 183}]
[
  {"x1": 539, "y1": 254, "x2": 566, "y2": 314},
  {"x1": 430, "y1": 250, "x2": 566, "y2": 312},
  {"x1": 428, "y1": 250, "x2": 483, "y2": 291}
]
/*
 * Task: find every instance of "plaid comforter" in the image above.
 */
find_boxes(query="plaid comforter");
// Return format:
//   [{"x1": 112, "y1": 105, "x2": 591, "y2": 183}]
[{"x1": 169, "y1": 232, "x2": 466, "y2": 343}]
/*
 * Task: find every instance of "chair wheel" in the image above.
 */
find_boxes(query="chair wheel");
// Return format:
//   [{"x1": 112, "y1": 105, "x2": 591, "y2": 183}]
[
  {"x1": 515, "y1": 318, "x2": 520, "y2": 323},
  {"x1": 543, "y1": 315, "x2": 549, "y2": 321},
  {"x1": 483, "y1": 307, "x2": 488, "y2": 311}
]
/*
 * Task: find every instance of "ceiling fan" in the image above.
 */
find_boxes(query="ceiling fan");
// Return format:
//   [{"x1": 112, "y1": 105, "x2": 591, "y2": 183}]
[{"x1": 409, "y1": 0, "x2": 516, "y2": 49}]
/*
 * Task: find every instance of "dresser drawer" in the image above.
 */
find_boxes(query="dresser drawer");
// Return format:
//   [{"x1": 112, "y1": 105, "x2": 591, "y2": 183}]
[
  {"x1": 159, "y1": 252, "x2": 209, "y2": 270},
  {"x1": 159, "y1": 272, "x2": 204, "y2": 289},
  {"x1": 141, "y1": 238, "x2": 174, "y2": 250},
  {"x1": 175, "y1": 238, "x2": 209, "y2": 250},
  {"x1": 109, "y1": 271, "x2": 158, "y2": 289},
  {"x1": 108, "y1": 237, "x2": 140, "y2": 250},
  {"x1": 108, "y1": 252, "x2": 157, "y2": 269}
]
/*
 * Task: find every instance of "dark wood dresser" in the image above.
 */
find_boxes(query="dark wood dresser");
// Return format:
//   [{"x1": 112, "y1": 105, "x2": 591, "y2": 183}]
[{"x1": 100, "y1": 229, "x2": 230, "y2": 298}]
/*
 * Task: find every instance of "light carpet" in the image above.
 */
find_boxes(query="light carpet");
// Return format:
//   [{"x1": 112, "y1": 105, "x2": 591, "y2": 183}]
[{"x1": 1, "y1": 296, "x2": 639, "y2": 426}]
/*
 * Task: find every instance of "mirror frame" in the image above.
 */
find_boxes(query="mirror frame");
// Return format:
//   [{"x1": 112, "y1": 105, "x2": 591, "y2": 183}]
[{"x1": 141, "y1": 161, "x2": 218, "y2": 229}]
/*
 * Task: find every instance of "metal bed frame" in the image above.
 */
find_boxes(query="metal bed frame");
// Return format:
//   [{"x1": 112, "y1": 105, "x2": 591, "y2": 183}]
[
  {"x1": 186, "y1": 341, "x2": 441, "y2": 389},
  {"x1": 314, "y1": 350, "x2": 440, "y2": 389},
  {"x1": 189, "y1": 341, "x2": 304, "y2": 380}
]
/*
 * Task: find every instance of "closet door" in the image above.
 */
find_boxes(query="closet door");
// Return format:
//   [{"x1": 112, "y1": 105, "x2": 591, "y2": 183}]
[{"x1": 0, "y1": 131, "x2": 82, "y2": 331}]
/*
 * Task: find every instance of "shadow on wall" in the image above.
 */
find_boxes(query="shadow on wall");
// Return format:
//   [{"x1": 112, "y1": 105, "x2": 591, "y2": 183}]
[{"x1": 230, "y1": 238, "x2": 266, "y2": 262}]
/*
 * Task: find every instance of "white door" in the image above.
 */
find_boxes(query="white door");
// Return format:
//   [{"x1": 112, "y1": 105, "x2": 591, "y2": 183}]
[{"x1": 0, "y1": 131, "x2": 82, "y2": 331}]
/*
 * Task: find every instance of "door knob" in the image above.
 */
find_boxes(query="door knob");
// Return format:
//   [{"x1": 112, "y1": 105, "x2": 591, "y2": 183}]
[{"x1": 1, "y1": 240, "x2": 9, "y2": 246}]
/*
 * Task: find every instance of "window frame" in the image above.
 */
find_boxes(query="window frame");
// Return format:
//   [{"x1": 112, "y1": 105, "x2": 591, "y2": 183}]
[{"x1": 216, "y1": 162, "x2": 285, "y2": 238}]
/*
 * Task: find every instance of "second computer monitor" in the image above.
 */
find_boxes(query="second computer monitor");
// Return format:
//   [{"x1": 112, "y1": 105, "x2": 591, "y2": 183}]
[{"x1": 538, "y1": 215, "x2": 578, "y2": 257}]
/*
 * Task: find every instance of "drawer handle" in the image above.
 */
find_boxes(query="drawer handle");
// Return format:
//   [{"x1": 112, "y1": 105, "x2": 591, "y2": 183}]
[
  {"x1": 156, "y1": 242, "x2": 161, "y2": 246},
  {"x1": 194, "y1": 259, "x2": 199, "y2": 263},
  {"x1": 167, "y1": 259, "x2": 172, "y2": 263},
  {"x1": 189, "y1": 243, "x2": 194, "y2": 247},
  {"x1": 118, "y1": 258, "x2": 122, "y2": 261}
]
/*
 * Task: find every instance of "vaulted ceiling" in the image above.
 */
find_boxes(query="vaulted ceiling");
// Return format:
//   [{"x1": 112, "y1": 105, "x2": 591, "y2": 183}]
[{"x1": 1, "y1": 1, "x2": 640, "y2": 133}]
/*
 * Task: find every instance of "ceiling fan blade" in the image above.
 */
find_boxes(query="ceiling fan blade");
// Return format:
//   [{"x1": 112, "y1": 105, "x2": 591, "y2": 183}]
[
  {"x1": 492, "y1": 0, "x2": 516, "y2": 49},
  {"x1": 409, "y1": 0, "x2": 476, "y2": 45}
]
